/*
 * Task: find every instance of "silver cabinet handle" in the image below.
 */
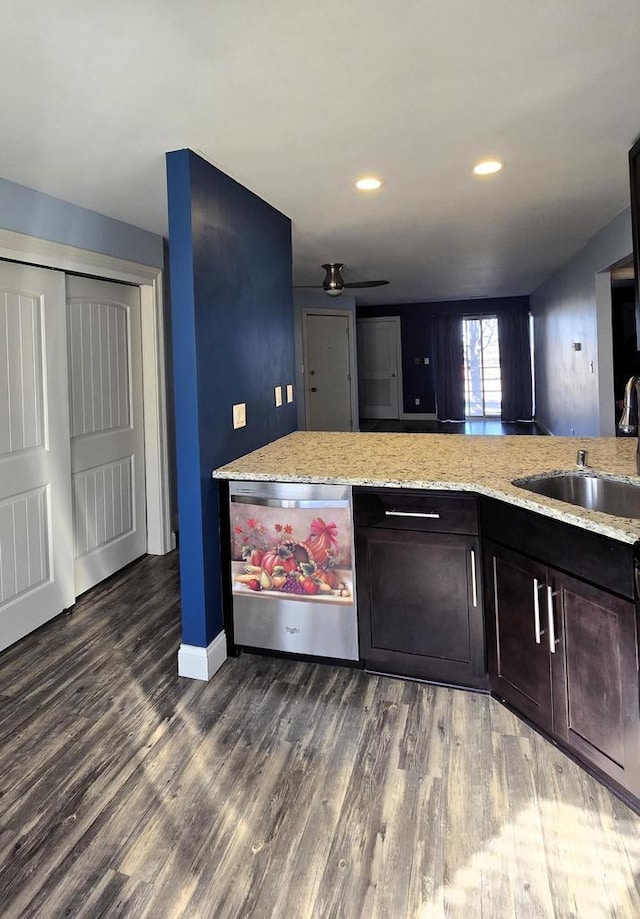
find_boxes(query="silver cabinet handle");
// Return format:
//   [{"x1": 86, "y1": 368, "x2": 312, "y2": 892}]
[
  {"x1": 384, "y1": 510, "x2": 440, "y2": 519},
  {"x1": 533, "y1": 577, "x2": 542, "y2": 643},
  {"x1": 470, "y1": 549, "x2": 478, "y2": 607},
  {"x1": 492, "y1": 555, "x2": 499, "y2": 620},
  {"x1": 546, "y1": 585, "x2": 557, "y2": 654}
]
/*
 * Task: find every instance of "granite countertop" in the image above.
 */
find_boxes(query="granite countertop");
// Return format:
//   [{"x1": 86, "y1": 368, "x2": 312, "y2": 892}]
[{"x1": 212, "y1": 431, "x2": 640, "y2": 544}]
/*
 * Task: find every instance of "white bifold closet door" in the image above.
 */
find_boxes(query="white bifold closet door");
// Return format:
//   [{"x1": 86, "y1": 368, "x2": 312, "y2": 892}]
[
  {"x1": 0, "y1": 268, "x2": 147, "y2": 653},
  {"x1": 66, "y1": 276, "x2": 146, "y2": 596},
  {"x1": 0, "y1": 263, "x2": 75, "y2": 652}
]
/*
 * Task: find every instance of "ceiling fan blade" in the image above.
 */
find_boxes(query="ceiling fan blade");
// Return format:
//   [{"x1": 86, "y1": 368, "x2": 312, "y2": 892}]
[
  {"x1": 294, "y1": 284, "x2": 323, "y2": 288},
  {"x1": 343, "y1": 279, "x2": 390, "y2": 288}
]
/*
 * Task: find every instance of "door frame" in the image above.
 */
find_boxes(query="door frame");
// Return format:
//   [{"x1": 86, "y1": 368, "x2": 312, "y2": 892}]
[
  {"x1": 301, "y1": 308, "x2": 358, "y2": 432},
  {"x1": 596, "y1": 268, "x2": 616, "y2": 436},
  {"x1": 0, "y1": 227, "x2": 172, "y2": 555}
]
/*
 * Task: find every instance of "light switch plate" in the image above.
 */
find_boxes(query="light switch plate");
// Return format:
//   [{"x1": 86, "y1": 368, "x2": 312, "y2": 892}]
[
  {"x1": 274, "y1": 385, "x2": 283, "y2": 407},
  {"x1": 286, "y1": 384, "x2": 294, "y2": 403},
  {"x1": 232, "y1": 402, "x2": 246, "y2": 429}
]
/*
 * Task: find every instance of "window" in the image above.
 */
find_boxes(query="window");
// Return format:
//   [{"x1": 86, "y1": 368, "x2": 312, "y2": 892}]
[{"x1": 463, "y1": 316, "x2": 502, "y2": 417}]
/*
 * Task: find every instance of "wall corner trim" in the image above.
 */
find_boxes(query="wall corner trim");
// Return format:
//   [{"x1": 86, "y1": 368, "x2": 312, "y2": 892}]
[{"x1": 177, "y1": 632, "x2": 228, "y2": 681}]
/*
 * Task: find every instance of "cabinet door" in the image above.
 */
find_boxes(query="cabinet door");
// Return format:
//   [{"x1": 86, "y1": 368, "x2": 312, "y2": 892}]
[
  {"x1": 356, "y1": 526, "x2": 485, "y2": 686},
  {"x1": 484, "y1": 542, "x2": 553, "y2": 733},
  {"x1": 551, "y1": 571, "x2": 640, "y2": 795}
]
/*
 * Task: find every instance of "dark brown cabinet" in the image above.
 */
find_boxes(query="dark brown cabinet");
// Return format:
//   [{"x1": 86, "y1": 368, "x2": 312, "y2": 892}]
[
  {"x1": 485, "y1": 544, "x2": 553, "y2": 732},
  {"x1": 552, "y1": 570, "x2": 640, "y2": 793},
  {"x1": 354, "y1": 489, "x2": 486, "y2": 688},
  {"x1": 485, "y1": 537, "x2": 640, "y2": 799}
]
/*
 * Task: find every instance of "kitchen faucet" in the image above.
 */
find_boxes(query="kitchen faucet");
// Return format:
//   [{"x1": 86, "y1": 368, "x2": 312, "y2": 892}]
[{"x1": 618, "y1": 375, "x2": 640, "y2": 474}]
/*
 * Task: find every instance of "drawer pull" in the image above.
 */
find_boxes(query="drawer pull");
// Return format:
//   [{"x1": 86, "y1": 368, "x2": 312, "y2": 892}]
[{"x1": 384, "y1": 510, "x2": 441, "y2": 519}]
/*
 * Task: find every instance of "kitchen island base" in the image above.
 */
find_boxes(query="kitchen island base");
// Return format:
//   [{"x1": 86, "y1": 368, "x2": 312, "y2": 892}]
[{"x1": 213, "y1": 431, "x2": 640, "y2": 813}]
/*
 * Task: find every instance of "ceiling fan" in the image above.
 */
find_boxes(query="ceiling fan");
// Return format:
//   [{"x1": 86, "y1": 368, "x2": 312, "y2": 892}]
[{"x1": 298, "y1": 263, "x2": 390, "y2": 297}]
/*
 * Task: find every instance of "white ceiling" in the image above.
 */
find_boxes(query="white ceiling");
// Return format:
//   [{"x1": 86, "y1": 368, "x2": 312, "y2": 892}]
[{"x1": 2, "y1": 0, "x2": 640, "y2": 304}]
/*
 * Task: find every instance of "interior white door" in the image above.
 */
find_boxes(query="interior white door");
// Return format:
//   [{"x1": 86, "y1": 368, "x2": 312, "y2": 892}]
[
  {"x1": 357, "y1": 317, "x2": 401, "y2": 418},
  {"x1": 0, "y1": 262, "x2": 75, "y2": 652},
  {"x1": 66, "y1": 276, "x2": 146, "y2": 595},
  {"x1": 304, "y1": 312, "x2": 354, "y2": 431}
]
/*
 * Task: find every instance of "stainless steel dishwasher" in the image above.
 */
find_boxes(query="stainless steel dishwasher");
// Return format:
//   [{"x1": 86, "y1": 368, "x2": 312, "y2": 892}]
[{"x1": 228, "y1": 481, "x2": 358, "y2": 660}]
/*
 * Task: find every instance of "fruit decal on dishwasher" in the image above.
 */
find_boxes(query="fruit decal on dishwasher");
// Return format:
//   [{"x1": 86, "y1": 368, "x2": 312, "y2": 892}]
[{"x1": 231, "y1": 511, "x2": 351, "y2": 598}]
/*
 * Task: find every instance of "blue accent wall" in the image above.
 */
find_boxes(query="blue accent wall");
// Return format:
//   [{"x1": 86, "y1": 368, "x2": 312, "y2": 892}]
[
  {"x1": 358, "y1": 296, "x2": 529, "y2": 414},
  {"x1": 0, "y1": 176, "x2": 164, "y2": 267},
  {"x1": 166, "y1": 149, "x2": 297, "y2": 647}
]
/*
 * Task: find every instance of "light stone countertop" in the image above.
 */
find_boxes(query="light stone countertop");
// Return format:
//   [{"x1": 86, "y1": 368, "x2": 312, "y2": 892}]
[{"x1": 212, "y1": 431, "x2": 640, "y2": 545}]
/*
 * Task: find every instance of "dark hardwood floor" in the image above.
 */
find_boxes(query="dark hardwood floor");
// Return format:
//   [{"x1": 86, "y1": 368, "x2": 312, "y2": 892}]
[
  {"x1": 1, "y1": 552, "x2": 639, "y2": 918},
  {"x1": 360, "y1": 418, "x2": 543, "y2": 435}
]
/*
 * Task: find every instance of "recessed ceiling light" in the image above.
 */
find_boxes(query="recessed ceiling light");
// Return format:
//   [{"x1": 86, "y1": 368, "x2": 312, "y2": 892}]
[
  {"x1": 355, "y1": 176, "x2": 382, "y2": 190},
  {"x1": 473, "y1": 160, "x2": 504, "y2": 176}
]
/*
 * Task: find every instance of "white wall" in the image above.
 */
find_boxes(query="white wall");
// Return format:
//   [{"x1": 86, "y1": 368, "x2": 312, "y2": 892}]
[
  {"x1": 293, "y1": 289, "x2": 359, "y2": 430},
  {"x1": 530, "y1": 207, "x2": 632, "y2": 436}
]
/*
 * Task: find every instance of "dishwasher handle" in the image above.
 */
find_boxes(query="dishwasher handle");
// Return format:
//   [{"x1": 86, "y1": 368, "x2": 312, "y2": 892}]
[{"x1": 231, "y1": 495, "x2": 350, "y2": 510}]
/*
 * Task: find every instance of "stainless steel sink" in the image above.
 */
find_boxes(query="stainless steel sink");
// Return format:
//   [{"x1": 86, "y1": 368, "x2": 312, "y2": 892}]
[{"x1": 512, "y1": 471, "x2": 640, "y2": 518}]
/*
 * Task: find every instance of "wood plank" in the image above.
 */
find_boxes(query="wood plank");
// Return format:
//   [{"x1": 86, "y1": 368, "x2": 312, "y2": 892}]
[
  {"x1": 497, "y1": 732, "x2": 555, "y2": 917},
  {"x1": 397, "y1": 680, "x2": 452, "y2": 776},
  {"x1": 265, "y1": 670, "x2": 379, "y2": 919},
  {"x1": 310, "y1": 678, "x2": 407, "y2": 918},
  {"x1": 74, "y1": 869, "x2": 153, "y2": 919}
]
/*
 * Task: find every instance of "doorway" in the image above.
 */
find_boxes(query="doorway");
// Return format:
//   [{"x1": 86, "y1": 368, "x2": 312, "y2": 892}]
[
  {"x1": 356, "y1": 317, "x2": 402, "y2": 419},
  {"x1": 0, "y1": 264, "x2": 150, "y2": 651},
  {"x1": 611, "y1": 274, "x2": 637, "y2": 433},
  {"x1": 302, "y1": 310, "x2": 356, "y2": 431},
  {"x1": 0, "y1": 236, "x2": 170, "y2": 652},
  {"x1": 463, "y1": 315, "x2": 502, "y2": 418},
  {"x1": 0, "y1": 228, "x2": 170, "y2": 557}
]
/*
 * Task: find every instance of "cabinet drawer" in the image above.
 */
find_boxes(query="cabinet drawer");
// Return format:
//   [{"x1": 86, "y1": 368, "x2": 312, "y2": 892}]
[{"x1": 354, "y1": 488, "x2": 478, "y2": 535}]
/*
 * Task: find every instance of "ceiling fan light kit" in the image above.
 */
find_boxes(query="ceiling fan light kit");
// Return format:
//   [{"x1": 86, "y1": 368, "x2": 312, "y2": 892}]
[
  {"x1": 320, "y1": 263, "x2": 390, "y2": 297},
  {"x1": 295, "y1": 263, "x2": 390, "y2": 296},
  {"x1": 322, "y1": 262, "x2": 347, "y2": 295}
]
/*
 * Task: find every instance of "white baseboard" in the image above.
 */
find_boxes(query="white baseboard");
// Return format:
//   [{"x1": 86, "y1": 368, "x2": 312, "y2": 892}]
[
  {"x1": 534, "y1": 420, "x2": 554, "y2": 436},
  {"x1": 177, "y1": 631, "x2": 227, "y2": 681}
]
